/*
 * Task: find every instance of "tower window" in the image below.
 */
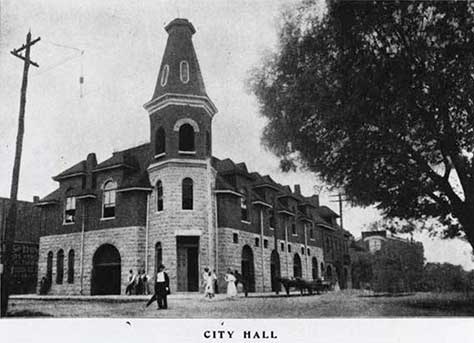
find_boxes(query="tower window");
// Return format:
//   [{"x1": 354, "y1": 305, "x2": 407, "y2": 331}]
[
  {"x1": 160, "y1": 64, "x2": 169, "y2": 87},
  {"x1": 240, "y1": 189, "x2": 248, "y2": 222},
  {"x1": 67, "y1": 249, "x2": 75, "y2": 284},
  {"x1": 182, "y1": 178, "x2": 193, "y2": 210},
  {"x1": 156, "y1": 180, "x2": 163, "y2": 211},
  {"x1": 64, "y1": 192, "x2": 76, "y2": 224},
  {"x1": 180, "y1": 60, "x2": 189, "y2": 83},
  {"x1": 102, "y1": 180, "x2": 117, "y2": 218},
  {"x1": 179, "y1": 124, "x2": 195, "y2": 151},
  {"x1": 155, "y1": 127, "x2": 166, "y2": 156}
]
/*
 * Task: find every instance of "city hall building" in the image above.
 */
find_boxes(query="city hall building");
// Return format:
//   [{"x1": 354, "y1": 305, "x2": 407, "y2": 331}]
[{"x1": 36, "y1": 18, "x2": 351, "y2": 295}]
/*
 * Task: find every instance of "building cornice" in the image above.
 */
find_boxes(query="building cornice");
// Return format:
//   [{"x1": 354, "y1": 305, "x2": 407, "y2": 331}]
[
  {"x1": 144, "y1": 93, "x2": 218, "y2": 118},
  {"x1": 147, "y1": 158, "x2": 208, "y2": 173},
  {"x1": 251, "y1": 200, "x2": 272, "y2": 208},
  {"x1": 214, "y1": 189, "x2": 243, "y2": 197},
  {"x1": 116, "y1": 187, "x2": 153, "y2": 193}
]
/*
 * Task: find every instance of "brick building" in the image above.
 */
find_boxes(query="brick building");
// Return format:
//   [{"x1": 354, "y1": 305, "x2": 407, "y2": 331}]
[
  {"x1": 0, "y1": 197, "x2": 41, "y2": 294},
  {"x1": 350, "y1": 230, "x2": 424, "y2": 292},
  {"x1": 36, "y1": 18, "x2": 351, "y2": 295}
]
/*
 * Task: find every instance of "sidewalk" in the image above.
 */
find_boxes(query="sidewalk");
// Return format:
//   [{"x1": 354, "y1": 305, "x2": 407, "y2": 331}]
[{"x1": 11, "y1": 290, "x2": 307, "y2": 302}]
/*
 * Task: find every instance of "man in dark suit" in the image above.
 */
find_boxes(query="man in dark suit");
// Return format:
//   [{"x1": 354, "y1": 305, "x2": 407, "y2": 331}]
[{"x1": 146, "y1": 264, "x2": 170, "y2": 309}]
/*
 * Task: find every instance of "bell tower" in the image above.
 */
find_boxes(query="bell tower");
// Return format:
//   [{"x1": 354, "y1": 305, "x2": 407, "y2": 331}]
[
  {"x1": 144, "y1": 18, "x2": 217, "y2": 161},
  {"x1": 144, "y1": 18, "x2": 217, "y2": 293}
]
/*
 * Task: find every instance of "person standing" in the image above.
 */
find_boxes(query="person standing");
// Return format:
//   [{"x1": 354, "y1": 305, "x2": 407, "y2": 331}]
[
  {"x1": 126, "y1": 269, "x2": 136, "y2": 295},
  {"x1": 211, "y1": 269, "x2": 218, "y2": 296},
  {"x1": 225, "y1": 269, "x2": 237, "y2": 298},
  {"x1": 204, "y1": 270, "x2": 213, "y2": 299},
  {"x1": 155, "y1": 264, "x2": 169, "y2": 309}
]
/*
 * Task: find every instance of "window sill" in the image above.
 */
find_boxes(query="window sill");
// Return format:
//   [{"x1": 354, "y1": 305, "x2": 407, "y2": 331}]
[
  {"x1": 100, "y1": 217, "x2": 115, "y2": 221},
  {"x1": 154, "y1": 152, "x2": 166, "y2": 159},
  {"x1": 269, "y1": 227, "x2": 274, "y2": 230},
  {"x1": 179, "y1": 150, "x2": 196, "y2": 155},
  {"x1": 63, "y1": 222, "x2": 75, "y2": 226},
  {"x1": 241, "y1": 220, "x2": 251, "y2": 225}
]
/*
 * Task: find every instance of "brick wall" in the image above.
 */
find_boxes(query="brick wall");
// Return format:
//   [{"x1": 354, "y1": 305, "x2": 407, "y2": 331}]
[{"x1": 38, "y1": 226, "x2": 145, "y2": 295}]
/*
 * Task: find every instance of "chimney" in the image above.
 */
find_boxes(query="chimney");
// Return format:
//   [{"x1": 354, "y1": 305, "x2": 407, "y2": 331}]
[
  {"x1": 33, "y1": 196, "x2": 39, "y2": 203},
  {"x1": 294, "y1": 184, "x2": 301, "y2": 195},
  {"x1": 311, "y1": 194, "x2": 320, "y2": 207},
  {"x1": 86, "y1": 153, "x2": 97, "y2": 190}
]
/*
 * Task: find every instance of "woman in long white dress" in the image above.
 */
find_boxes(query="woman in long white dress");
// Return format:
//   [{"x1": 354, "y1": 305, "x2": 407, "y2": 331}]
[
  {"x1": 204, "y1": 271, "x2": 214, "y2": 299},
  {"x1": 225, "y1": 269, "x2": 237, "y2": 298}
]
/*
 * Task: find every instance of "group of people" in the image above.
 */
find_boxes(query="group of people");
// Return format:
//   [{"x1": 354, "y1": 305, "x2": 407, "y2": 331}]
[
  {"x1": 126, "y1": 269, "x2": 149, "y2": 295},
  {"x1": 203, "y1": 268, "x2": 248, "y2": 299}
]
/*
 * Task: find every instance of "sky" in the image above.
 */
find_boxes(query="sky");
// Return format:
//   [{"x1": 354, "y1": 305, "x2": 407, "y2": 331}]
[{"x1": 1, "y1": 0, "x2": 473, "y2": 269}]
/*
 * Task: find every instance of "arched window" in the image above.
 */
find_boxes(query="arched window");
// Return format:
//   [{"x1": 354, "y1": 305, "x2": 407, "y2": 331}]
[
  {"x1": 206, "y1": 131, "x2": 211, "y2": 155},
  {"x1": 293, "y1": 253, "x2": 302, "y2": 278},
  {"x1": 180, "y1": 60, "x2": 190, "y2": 83},
  {"x1": 56, "y1": 249, "x2": 64, "y2": 284},
  {"x1": 312, "y1": 257, "x2": 319, "y2": 280},
  {"x1": 156, "y1": 180, "x2": 163, "y2": 211},
  {"x1": 179, "y1": 124, "x2": 195, "y2": 151},
  {"x1": 155, "y1": 127, "x2": 166, "y2": 155},
  {"x1": 160, "y1": 64, "x2": 169, "y2": 87},
  {"x1": 64, "y1": 189, "x2": 76, "y2": 224},
  {"x1": 102, "y1": 180, "x2": 117, "y2": 218},
  {"x1": 240, "y1": 189, "x2": 248, "y2": 221},
  {"x1": 67, "y1": 249, "x2": 75, "y2": 283},
  {"x1": 182, "y1": 178, "x2": 193, "y2": 210},
  {"x1": 46, "y1": 251, "x2": 53, "y2": 283}
]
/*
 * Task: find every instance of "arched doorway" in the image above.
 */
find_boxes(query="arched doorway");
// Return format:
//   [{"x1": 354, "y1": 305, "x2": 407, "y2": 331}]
[
  {"x1": 241, "y1": 245, "x2": 255, "y2": 292},
  {"x1": 91, "y1": 244, "x2": 121, "y2": 295},
  {"x1": 326, "y1": 265, "x2": 333, "y2": 281},
  {"x1": 270, "y1": 250, "x2": 281, "y2": 292},
  {"x1": 312, "y1": 257, "x2": 318, "y2": 280},
  {"x1": 293, "y1": 254, "x2": 302, "y2": 278}
]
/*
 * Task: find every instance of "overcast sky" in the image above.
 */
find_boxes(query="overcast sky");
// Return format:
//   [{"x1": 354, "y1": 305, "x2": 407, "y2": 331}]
[{"x1": 1, "y1": 0, "x2": 472, "y2": 269}]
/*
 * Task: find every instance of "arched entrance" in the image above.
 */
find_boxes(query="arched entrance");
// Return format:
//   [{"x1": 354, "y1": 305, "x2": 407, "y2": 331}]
[
  {"x1": 312, "y1": 257, "x2": 318, "y2": 280},
  {"x1": 293, "y1": 254, "x2": 302, "y2": 278},
  {"x1": 326, "y1": 265, "x2": 333, "y2": 281},
  {"x1": 270, "y1": 250, "x2": 281, "y2": 292},
  {"x1": 241, "y1": 245, "x2": 255, "y2": 292},
  {"x1": 91, "y1": 244, "x2": 121, "y2": 295}
]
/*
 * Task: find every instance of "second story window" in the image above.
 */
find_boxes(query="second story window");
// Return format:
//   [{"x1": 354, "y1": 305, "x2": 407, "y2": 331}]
[
  {"x1": 64, "y1": 194, "x2": 76, "y2": 224},
  {"x1": 310, "y1": 228, "x2": 314, "y2": 239},
  {"x1": 240, "y1": 189, "x2": 248, "y2": 222},
  {"x1": 102, "y1": 180, "x2": 117, "y2": 219},
  {"x1": 292, "y1": 223, "x2": 297, "y2": 235},
  {"x1": 182, "y1": 178, "x2": 193, "y2": 210},
  {"x1": 179, "y1": 124, "x2": 195, "y2": 152},
  {"x1": 269, "y1": 210, "x2": 275, "y2": 229},
  {"x1": 155, "y1": 127, "x2": 166, "y2": 156},
  {"x1": 156, "y1": 180, "x2": 163, "y2": 211}
]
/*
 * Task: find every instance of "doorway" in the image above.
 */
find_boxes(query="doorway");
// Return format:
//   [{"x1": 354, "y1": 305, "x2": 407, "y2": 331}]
[
  {"x1": 270, "y1": 250, "x2": 280, "y2": 292},
  {"x1": 91, "y1": 244, "x2": 121, "y2": 295},
  {"x1": 241, "y1": 245, "x2": 255, "y2": 292},
  {"x1": 176, "y1": 236, "x2": 199, "y2": 292}
]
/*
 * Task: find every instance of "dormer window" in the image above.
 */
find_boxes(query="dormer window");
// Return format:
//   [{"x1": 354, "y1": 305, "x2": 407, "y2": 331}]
[
  {"x1": 102, "y1": 180, "x2": 117, "y2": 219},
  {"x1": 179, "y1": 123, "x2": 195, "y2": 152},
  {"x1": 180, "y1": 60, "x2": 189, "y2": 83},
  {"x1": 240, "y1": 189, "x2": 249, "y2": 222},
  {"x1": 160, "y1": 64, "x2": 169, "y2": 87},
  {"x1": 64, "y1": 190, "x2": 76, "y2": 224}
]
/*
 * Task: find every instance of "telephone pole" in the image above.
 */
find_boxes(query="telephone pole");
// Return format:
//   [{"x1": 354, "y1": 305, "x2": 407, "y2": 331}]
[
  {"x1": 1, "y1": 31, "x2": 40, "y2": 317},
  {"x1": 329, "y1": 193, "x2": 348, "y2": 230}
]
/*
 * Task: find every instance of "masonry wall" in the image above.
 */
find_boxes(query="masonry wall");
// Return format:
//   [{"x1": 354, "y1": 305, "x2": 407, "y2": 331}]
[
  {"x1": 146, "y1": 159, "x2": 214, "y2": 292},
  {"x1": 217, "y1": 227, "x2": 324, "y2": 293},
  {"x1": 38, "y1": 226, "x2": 145, "y2": 295}
]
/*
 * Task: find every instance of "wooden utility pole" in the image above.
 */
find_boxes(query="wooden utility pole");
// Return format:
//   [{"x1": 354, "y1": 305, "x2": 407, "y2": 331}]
[
  {"x1": 1, "y1": 31, "x2": 40, "y2": 317},
  {"x1": 329, "y1": 193, "x2": 347, "y2": 230}
]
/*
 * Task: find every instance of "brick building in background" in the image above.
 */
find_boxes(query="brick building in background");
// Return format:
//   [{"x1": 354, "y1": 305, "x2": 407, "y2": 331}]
[
  {"x1": 0, "y1": 197, "x2": 41, "y2": 294},
  {"x1": 350, "y1": 230, "x2": 424, "y2": 293},
  {"x1": 36, "y1": 18, "x2": 351, "y2": 295}
]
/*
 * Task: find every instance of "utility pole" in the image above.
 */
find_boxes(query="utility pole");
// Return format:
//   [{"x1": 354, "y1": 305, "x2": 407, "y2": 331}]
[
  {"x1": 1, "y1": 31, "x2": 40, "y2": 317},
  {"x1": 329, "y1": 193, "x2": 347, "y2": 230}
]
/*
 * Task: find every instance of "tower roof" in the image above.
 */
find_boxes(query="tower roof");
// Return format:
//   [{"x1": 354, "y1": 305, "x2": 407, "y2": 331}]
[{"x1": 149, "y1": 18, "x2": 208, "y2": 101}]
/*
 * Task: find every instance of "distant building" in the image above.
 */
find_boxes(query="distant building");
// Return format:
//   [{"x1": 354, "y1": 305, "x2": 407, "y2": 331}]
[
  {"x1": 35, "y1": 18, "x2": 352, "y2": 295},
  {"x1": 0, "y1": 197, "x2": 41, "y2": 294},
  {"x1": 350, "y1": 230, "x2": 424, "y2": 292}
]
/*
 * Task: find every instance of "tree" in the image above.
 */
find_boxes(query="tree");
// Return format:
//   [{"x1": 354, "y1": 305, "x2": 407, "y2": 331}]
[{"x1": 248, "y1": 0, "x2": 474, "y2": 248}]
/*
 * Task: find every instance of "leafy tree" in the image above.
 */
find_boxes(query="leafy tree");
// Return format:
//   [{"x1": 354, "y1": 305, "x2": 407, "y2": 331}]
[{"x1": 248, "y1": 0, "x2": 474, "y2": 248}]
